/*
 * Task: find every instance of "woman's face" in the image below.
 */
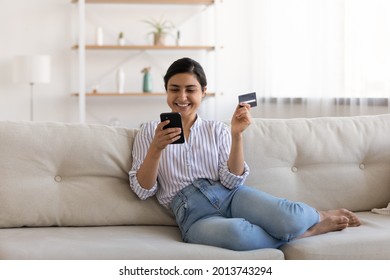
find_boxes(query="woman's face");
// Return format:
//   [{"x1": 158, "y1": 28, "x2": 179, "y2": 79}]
[{"x1": 166, "y1": 73, "x2": 206, "y2": 123}]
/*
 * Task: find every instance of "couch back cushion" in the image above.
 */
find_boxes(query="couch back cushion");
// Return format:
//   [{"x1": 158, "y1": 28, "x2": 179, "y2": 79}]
[
  {"x1": 243, "y1": 114, "x2": 390, "y2": 212},
  {"x1": 0, "y1": 121, "x2": 175, "y2": 228}
]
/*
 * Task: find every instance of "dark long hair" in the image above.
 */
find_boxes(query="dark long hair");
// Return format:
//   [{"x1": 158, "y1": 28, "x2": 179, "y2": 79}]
[{"x1": 163, "y1": 57, "x2": 207, "y2": 91}]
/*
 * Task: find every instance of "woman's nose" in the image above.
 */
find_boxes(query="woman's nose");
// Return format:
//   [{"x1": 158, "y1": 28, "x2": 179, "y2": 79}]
[{"x1": 177, "y1": 90, "x2": 187, "y2": 99}]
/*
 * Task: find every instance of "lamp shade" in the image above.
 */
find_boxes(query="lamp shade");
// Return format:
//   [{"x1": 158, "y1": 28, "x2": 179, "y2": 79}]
[{"x1": 13, "y1": 55, "x2": 51, "y2": 84}]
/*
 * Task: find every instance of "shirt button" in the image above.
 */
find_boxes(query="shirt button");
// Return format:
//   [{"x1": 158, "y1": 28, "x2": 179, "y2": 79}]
[
  {"x1": 359, "y1": 163, "x2": 365, "y2": 169},
  {"x1": 54, "y1": 175, "x2": 62, "y2": 182},
  {"x1": 291, "y1": 166, "x2": 298, "y2": 173}
]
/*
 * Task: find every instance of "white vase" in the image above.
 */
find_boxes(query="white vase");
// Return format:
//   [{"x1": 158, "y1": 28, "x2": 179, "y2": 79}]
[
  {"x1": 118, "y1": 37, "x2": 125, "y2": 46},
  {"x1": 96, "y1": 27, "x2": 103, "y2": 46},
  {"x1": 116, "y1": 68, "x2": 125, "y2": 94},
  {"x1": 176, "y1": 30, "x2": 180, "y2": 46}
]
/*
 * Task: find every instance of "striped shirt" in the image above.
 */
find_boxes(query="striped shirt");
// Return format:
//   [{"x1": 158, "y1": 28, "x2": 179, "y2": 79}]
[{"x1": 129, "y1": 116, "x2": 249, "y2": 208}]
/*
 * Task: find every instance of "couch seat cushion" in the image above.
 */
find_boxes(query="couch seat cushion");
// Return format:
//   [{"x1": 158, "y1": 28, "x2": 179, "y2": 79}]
[
  {"x1": 0, "y1": 226, "x2": 284, "y2": 260},
  {"x1": 280, "y1": 212, "x2": 390, "y2": 259}
]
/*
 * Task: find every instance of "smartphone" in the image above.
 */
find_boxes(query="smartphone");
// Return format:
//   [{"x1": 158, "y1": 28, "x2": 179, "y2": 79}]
[{"x1": 160, "y1": 112, "x2": 185, "y2": 144}]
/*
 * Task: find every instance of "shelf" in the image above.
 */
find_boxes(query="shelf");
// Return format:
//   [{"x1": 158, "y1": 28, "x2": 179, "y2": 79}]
[
  {"x1": 71, "y1": 0, "x2": 214, "y2": 5},
  {"x1": 72, "y1": 92, "x2": 216, "y2": 96},
  {"x1": 72, "y1": 45, "x2": 215, "y2": 51}
]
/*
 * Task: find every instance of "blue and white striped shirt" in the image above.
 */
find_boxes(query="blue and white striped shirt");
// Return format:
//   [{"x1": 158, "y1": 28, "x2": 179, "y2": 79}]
[{"x1": 129, "y1": 116, "x2": 249, "y2": 208}]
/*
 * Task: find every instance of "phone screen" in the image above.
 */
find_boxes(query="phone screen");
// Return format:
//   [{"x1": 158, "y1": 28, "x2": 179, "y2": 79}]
[{"x1": 160, "y1": 112, "x2": 185, "y2": 144}]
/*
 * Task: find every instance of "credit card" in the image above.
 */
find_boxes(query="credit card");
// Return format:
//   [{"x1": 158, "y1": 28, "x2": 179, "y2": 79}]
[{"x1": 238, "y1": 92, "x2": 257, "y2": 107}]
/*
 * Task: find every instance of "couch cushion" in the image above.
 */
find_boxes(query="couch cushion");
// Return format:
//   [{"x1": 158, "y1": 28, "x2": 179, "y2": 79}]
[
  {"x1": 0, "y1": 121, "x2": 175, "y2": 228},
  {"x1": 280, "y1": 212, "x2": 390, "y2": 259},
  {"x1": 243, "y1": 114, "x2": 390, "y2": 212},
  {"x1": 0, "y1": 226, "x2": 284, "y2": 260}
]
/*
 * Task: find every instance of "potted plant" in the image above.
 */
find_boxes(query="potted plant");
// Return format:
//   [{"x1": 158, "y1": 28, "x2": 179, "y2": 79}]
[
  {"x1": 118, "y1": 32, "x2": 125, "y2": 46},
  {"x1": 142, "y1": 16, "x2": 174, "y2": 46}
]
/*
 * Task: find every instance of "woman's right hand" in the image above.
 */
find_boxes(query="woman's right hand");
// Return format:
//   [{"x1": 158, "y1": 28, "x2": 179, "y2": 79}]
[
  {"x1": 135, "y1": 120, "x2": 181, "y2": 190},
  {"x1": 152, "y1": 120, "x2": 182, "y2": 150}
]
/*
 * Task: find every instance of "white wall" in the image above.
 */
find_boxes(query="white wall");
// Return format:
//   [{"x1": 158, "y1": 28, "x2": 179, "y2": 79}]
[
  {"x1": 0, "y1": 0, "x2": 387, "y2": 127},
  {"x1": 0, "y1": 0, "x2": 75, "y2": 122}
]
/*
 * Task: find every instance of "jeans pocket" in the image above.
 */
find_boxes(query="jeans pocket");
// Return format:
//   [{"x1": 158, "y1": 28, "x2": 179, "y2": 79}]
[{"x1": 173, "y1": 201, "x2": 188, "y2": 237}]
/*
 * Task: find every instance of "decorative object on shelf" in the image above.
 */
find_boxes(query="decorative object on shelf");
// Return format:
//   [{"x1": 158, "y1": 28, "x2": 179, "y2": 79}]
[
  {"x1": 142, "y1": 16, "x2": 174, "y2": 46},
  {"x1": 118, "y1": 32, "x2": 125, "y2": 46},
  {"x1": 116, "y1": 68, "x2": 125, "y2": 94},
  {"x1": 96, "y1": 27, "x2": 103, "y2": 45},
  {"x1": 176, "y1": 30, "x2": 181, "y2": 46},
  {"x1": 12, "y1": 55, "x2": 51, "y2": 121},
  {"x1": 141, "y1": 67, "x2": 152, "y2": 93},
  {"x1": 176, "y1": 30, "x2": 180, "y2": 46},
  {"x1": 92, "y1": 84, "x2": 100, "y2": 94}
]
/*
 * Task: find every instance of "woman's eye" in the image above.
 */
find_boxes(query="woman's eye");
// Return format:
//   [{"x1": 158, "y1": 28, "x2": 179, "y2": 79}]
[{"x1": 186, "y1": 89, "x2": 196, "y2": 94}]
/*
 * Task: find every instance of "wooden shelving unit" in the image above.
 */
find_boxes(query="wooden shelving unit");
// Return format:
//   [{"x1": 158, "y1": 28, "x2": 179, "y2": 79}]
[{"x1": 72, "y1": 0, "x2": 220, "y2": 123}]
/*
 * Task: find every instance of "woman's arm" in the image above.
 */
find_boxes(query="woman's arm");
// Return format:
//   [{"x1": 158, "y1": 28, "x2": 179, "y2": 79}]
[
  {"x1": 136, "y1": 120, "x2": 182, "y2": 189},
  {"x1": 227, "y1": 103, "x2": 252, "y2": 176}
]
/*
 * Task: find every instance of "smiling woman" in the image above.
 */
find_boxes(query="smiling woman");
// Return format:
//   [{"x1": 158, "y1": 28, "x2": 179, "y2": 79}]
[{"x1": 127, "y1": 57, "x2": 361, "y2": 252}]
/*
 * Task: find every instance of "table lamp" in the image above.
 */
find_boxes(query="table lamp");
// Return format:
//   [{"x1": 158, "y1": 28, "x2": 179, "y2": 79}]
[{"x1": 13, "y1": 55, "x2": 51, "y2": 121}]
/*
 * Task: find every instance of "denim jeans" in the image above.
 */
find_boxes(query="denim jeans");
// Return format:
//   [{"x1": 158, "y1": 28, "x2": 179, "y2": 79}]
[{"x1": 170, "y1": 178, "x2": 320, "y2": 251}]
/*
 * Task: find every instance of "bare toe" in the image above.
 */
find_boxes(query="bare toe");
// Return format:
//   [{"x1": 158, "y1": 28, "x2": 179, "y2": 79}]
[
  {"x1": 339, "y1": 209, "x2": 361, "y2": 227},
  {"x1": 331, "y1": 216, "x2": 350, "y2": 231},
  {"x1": 321, "y1": 209, "x2": 361, "y2": 227}
]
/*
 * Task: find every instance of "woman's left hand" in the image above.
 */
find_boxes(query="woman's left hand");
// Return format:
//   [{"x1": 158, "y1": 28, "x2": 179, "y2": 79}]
[{"x1": 231, "y1": 102, "x2": 252, "y2": 135}]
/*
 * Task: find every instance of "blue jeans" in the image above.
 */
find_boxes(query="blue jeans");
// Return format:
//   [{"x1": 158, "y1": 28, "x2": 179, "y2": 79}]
[{"x1": 170, "y1": 178, "x2": 320, "y2": 251}]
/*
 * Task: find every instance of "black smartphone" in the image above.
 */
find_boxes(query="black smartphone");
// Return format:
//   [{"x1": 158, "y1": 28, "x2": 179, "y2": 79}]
[{"x1": 160, "y1": 112, "x2": 185, "y2": 144}]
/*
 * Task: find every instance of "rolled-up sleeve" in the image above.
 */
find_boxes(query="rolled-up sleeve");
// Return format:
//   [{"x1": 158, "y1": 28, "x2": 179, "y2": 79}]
[
  {"x1": 128, "y1": 122, "x2": 158, "y2": 200},
  {"x1": 219, "y1": 161, "x2": 250, "y2": 189}
]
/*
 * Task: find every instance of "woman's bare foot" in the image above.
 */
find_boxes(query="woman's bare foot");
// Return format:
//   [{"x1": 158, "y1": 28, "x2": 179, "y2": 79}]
[
  {"x1": 321, "y1": 209, "x2": 361, "y2": 227},
  {"x1": 299, "y1": 208, "x2": 360, "y2": 239}
]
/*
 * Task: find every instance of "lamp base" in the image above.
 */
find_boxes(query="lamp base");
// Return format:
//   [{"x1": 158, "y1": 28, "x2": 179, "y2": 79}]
[{"x1": 30, "y1": 82, "x2": 34, "y2": 121}]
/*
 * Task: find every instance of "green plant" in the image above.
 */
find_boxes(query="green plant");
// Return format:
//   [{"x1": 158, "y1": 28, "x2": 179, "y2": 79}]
[
  {"x1": 141, "y1": 67, "x2": 151, "y2": 74},
  {"x1": 142, "y1": 16, "x2": 174, "y2": 36}
]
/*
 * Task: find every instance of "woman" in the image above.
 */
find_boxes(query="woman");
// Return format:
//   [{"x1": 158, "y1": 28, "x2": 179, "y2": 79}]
[{"x1": 129, "y1": 57, "x2": 360, "y2": 251}]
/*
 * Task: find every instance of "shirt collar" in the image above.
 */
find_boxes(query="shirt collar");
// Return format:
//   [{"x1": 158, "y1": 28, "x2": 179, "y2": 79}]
[{"x1": 191, "y1": 115, "x2": 203, "y2": 130}]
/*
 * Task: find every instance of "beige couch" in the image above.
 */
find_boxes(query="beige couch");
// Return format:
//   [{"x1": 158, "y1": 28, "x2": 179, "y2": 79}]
[{"x1": 1, "y1": 114, "x2": 390, "y2": 260}]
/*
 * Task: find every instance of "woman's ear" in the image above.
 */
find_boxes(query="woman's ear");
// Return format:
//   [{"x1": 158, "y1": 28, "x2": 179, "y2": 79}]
[{"x1": 202, "y1": 87, "x2": 207, "y2": 97}]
